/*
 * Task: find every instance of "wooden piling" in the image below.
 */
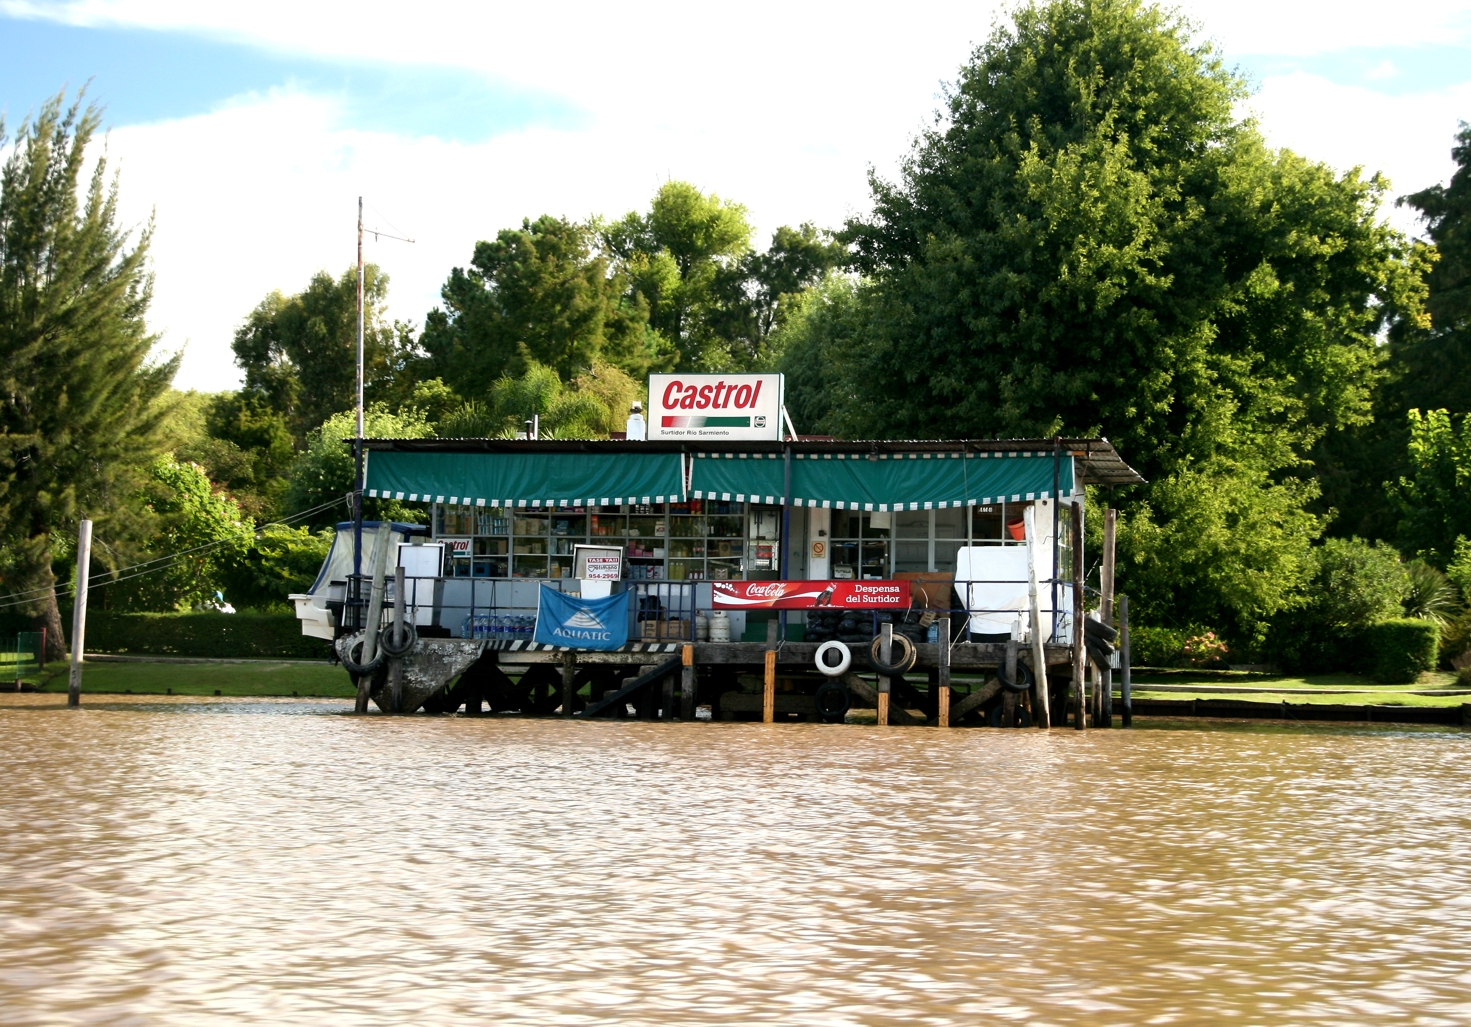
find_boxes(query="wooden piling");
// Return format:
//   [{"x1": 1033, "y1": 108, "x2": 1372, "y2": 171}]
[
  {"x1": 1120, "y1": 594, "x2": 1133, "y2": 727},
  {"x1": 1071, "y1": 500, "x2": 1086, "y2": 731},
  {"x1": 876, "y1": 621, "x2": 893, "y2": 726},
  {"x1": 762, "y1": 649, "x2": 776, "y2": 723},
  {"x1": 561, "y1": 650, "x2": 577, "y2": 718},
  {"x1": 389, "y1": 566, "x2": 406, "y2": 713},
  {"x1": 937, "y1": 616, "x2": 951, "y2": 728},
  {"x1": 1100, "y1": 507, "x2": 1117, "y2": 727},
  {"x1": 1023, "y1": 506, "x2": 1050, "y2": 728},
  {"x1": 681, "y1": 644, "x2": 696, "y2": 720},
  {"x1": 67, "y1": 518, "x2": 92, "y2": 708},
  {"x1": 355, "y1": 521, "x2": 394, "y2": 714},
  {"x1": 1003, "y1": 637, "x2": 1019, "y2": 728}
]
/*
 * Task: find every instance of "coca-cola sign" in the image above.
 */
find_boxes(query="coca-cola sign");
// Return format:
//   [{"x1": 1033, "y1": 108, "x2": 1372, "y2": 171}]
[{"x1": 711, "y1": 580, "x2": 909, "y2": 609}]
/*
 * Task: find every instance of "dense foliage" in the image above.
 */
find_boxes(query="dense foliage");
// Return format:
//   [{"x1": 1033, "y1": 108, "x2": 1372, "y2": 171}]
[{"x1": 778, "y1": 0, "x2": 1428, "y2": 639}]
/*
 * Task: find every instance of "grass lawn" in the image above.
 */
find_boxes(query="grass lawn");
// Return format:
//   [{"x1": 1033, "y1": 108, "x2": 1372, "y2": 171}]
[
  {"x1": 27, "y1": 660, "x2": 355, "y2": 698},
  {"x1": 1127, "y1": 668, "x2": 1467, "y2": 706},
  {"x1": 1127, "y1": 688, "x2": 1467, "y2": 707}
]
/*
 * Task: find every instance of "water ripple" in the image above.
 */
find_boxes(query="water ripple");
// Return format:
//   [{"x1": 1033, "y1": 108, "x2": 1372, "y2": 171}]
[{"x1": 1, "y1": 696, "x2": 1469, "y2": 1025}]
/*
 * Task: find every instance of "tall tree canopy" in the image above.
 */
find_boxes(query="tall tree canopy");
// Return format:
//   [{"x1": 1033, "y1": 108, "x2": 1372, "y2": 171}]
[
  {"x1": 231, "y1": 263, "x2": 417, "y2": 441},
  {"x1": 420, "y1": 215, "x2": 665, "y2": 397},
  {"x1": 0, "y1": 93, "x2": 175, "y2": 657},
  {"x1": 781, "y1": 0, "x2": 1427, "y2": 636}
]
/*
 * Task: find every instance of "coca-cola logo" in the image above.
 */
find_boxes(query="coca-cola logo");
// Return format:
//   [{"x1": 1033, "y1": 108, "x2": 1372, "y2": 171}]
[{"x1": 743, "y1": 583, "x2": 788, "y2": 597}]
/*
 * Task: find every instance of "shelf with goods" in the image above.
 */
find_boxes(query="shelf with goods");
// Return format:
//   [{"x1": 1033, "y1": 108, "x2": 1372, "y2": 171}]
[{"x1": 433, "y1": 498, "x2": 753, "y2": 582}]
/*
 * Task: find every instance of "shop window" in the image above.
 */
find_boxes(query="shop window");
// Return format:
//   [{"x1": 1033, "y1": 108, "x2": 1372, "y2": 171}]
[
  {"x1": 895, "y1": 509, "x2": 928, "y2": 539},
  {"x1": 971, "y1": 505, "x2": 1003, "y2": 541}
]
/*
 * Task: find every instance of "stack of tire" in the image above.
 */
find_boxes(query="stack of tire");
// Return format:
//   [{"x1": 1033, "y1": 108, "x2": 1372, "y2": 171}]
[
  {"x1": 836, "y1": 613, "x2": 870, "y2": 645},
  {"x1": 805, "y1": 610, "x2": 841, "y2": 643},
  {"x1": 1085, "y1": 618, "x2": 1118, "y2": 667}
]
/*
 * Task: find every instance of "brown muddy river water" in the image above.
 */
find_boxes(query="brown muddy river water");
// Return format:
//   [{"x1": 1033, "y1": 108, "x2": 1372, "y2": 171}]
[{"x1": 2, "y1": 695, "x2": 1469, "y2": 1025}]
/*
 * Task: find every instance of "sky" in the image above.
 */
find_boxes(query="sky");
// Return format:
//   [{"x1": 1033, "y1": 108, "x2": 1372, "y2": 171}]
[{"x1": 2, "y1": 0, "x2": 1470, "y2": 393}]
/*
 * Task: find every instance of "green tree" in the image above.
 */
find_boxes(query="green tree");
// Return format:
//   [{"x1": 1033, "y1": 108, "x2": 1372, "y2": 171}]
[
  {"x1": 0, "y1": 93, "x2": 176, "y2": 658},
  {"x1": 437, "y1": 358, "x2": 636, "y2": 440},
  {"x1": 232, "y1": 264, "x2": 419, "y2": 441},
  {"x1": 104, "y1": 457, "x2": 251, "y2": 612},
  {"x1": 770, "y1": 273, "x2": 870, "y2": 436},
  {"x1": 1393, "y1": 123, "x2": 1471, "y2": 414},
  {"x1": 421, "y1": 216, "x2": 666, "y2": 394},
  {"x1": 283, "y1": 404, "x2": 433, "y2": 529},
  {"x1": 792, "y1": 0, "x2": 1425, "y2": 636},
  {"x1": 217, "y1": 523, "x2": 334, "y2": 612},
  {"x1": 1389, "y1": 408, "x2": 1471, "y2": 564},
  {"x1": 604, "y1": 181, "x2": 755, "y2": 370}
]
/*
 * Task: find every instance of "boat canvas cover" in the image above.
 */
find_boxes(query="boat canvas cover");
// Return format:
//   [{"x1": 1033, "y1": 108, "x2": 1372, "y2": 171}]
[
  {"x1": 364, "y1": 450, "x2": 686, "y2": 508},
  {"x1": 689, "y1": 451, "x2": 1074, "y2": 510}
]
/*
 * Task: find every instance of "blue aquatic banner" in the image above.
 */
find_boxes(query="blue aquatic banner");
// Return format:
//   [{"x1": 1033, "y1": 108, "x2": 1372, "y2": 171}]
[{"x1": 533, "y1": 585, "x2": 630, "y2": 650}]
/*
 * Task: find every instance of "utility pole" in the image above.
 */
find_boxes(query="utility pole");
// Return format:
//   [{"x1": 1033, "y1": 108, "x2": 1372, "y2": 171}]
[
  {"x1": 351, "y1": 198, "x2": 413, "y2": 631},
  {"x1": 67, "y1": 518, "x2": 92, "y2": 707}
]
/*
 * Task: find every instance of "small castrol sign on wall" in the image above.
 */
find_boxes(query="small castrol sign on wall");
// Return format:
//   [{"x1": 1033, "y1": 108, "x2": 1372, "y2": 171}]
[{"x1": 648, "y1": 373, "x2": 784, "y2": 441}]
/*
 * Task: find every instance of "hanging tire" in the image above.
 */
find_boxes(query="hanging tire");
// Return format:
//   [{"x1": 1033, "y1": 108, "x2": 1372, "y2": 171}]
[
  {"x1": 868, "y1": 633, "x2": 917, "y2": 676},
  {"x1": 341, "y1": 635, "x2": 386, "y2": 676},
  {"x1": 997, "y1": 659, "x2": 1036, "y2": 694},
  {"x1": 814, "y1": 680, "x2": 851, "y2": 722},
  {"x1": 814, "y1": 640, "x2": 852, "y2": 677},
  {"x1": 379, "y1": 621, "x2": 418, "y2": 658},
  {"x1": 988, "y1": 703, "x2": 1033, "y2": 728}
]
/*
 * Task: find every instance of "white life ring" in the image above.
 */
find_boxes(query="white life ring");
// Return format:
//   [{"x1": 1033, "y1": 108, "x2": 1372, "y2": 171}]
[{"x1": 814, "y1": 640, "x2": 852, "y2": 677}]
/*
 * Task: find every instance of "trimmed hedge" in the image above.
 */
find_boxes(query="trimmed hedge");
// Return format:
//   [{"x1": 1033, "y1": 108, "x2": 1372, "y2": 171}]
[
  {"x1": 82, "y1": 611, "x2": 331, "y2": 660},
  {"x1": 1364, "y1": 618, "x2": 1439, "y2": 684}
]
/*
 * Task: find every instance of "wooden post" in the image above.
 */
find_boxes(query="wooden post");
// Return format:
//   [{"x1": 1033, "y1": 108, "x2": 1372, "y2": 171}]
[
  {"x1": 389, "y1": 566, "x2": 406, "y2": 713},
  {"x1": 1002, "y1": 637, "x2": 1019, "y2": 728},
  {"x1": 762, "y1": 649, "x2": 776, "y2": 724},
  {"x1": 1120, "y1": 594, "x2": 1133, "y2": 728},
  {"x1": 876, "y1": 621, "x2": 892, "y2": 726},
  {"x1": 661, "y1": 654, "x2": 676, "y2": 719},
  {"x1": 1071, "y1": 500, "x2": 1086, "y2": 731},
  {"x1": 681, "y1": 644, "x2": 696, "y2": 720},
  {"x1": 1100, "y1": 507, "x2": 1116, "y2": 727},
  {"x1": 1023, "y1": 507, "x2": 1050, "y2": 728},
  {"x1": 355, "y1": 521, "x2": 393, "y2": 714},
  {"x1": 67, "y1": 518, "x2": 92, "y2": 707},
  {"x1": 561, "y1": 650, "x2": 577, "y2": 718},
  {"x1": 937, "y1": 616, "x2": 951, "y2": 728}
]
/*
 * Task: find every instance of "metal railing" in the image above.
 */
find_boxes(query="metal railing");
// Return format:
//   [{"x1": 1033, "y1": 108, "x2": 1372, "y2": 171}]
[{"x1": 332, "y1": 574, "x2": 1089, "y2": 647}]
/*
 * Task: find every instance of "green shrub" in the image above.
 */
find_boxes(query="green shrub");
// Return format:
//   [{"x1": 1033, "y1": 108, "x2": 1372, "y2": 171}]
[
  {"x1": 1364, "y1": 618, "x2": 1439, "y2": 684},
  {"x1": 1439, "y1": 612, "x2": 1471, "y2": 669},
  {"x1": 1129, "y1": 625, "x2": 1190, "y2": 667},
  {"x1": 1266, "y1": 538, "x2": 1409, "y2": 673},
  {"x1": 82, "y1": 611, "x2": 329, "y2": 659}
]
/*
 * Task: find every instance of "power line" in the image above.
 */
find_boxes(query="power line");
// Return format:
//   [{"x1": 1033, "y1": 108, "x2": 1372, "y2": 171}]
[{"x1": 0, "y1": 494, "x2": 352, "y2": 611}]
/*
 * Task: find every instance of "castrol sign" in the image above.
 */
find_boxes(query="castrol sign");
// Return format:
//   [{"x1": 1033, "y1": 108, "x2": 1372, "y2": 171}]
[{"x1": 648, "y1": 373, "x2": 784, "y2": 440}]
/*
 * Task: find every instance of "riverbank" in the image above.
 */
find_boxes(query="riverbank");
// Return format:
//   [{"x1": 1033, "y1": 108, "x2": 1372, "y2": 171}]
[{"x1": 22, "y1": 659, "x2": 355, "y2": 698}]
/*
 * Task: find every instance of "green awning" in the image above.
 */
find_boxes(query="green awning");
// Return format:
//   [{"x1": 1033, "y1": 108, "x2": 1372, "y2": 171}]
[
  {"x1": 690, "y1": 450, "x2": 1074, "y2": 509},
  {"x1": 365, "y1": 450, "x2": 685, "y2": 507}
]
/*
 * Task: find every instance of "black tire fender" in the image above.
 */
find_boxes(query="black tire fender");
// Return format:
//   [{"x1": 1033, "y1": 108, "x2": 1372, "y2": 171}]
[
  {"x1": 814, "y1": 680, "x2": 851, "y2": 721},
  {"x1": 868, "y1": 633, "x2": 917, "y2": 676},
  {"x1": 341, "y1": 634, "x2": 386, "y2": 676},
  {"x1": 997, "y1": 659, "x2": 1036, "y2": 694},
  {"x1": 379, "y1": 621, "x2": 418, "y2": 658}
]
